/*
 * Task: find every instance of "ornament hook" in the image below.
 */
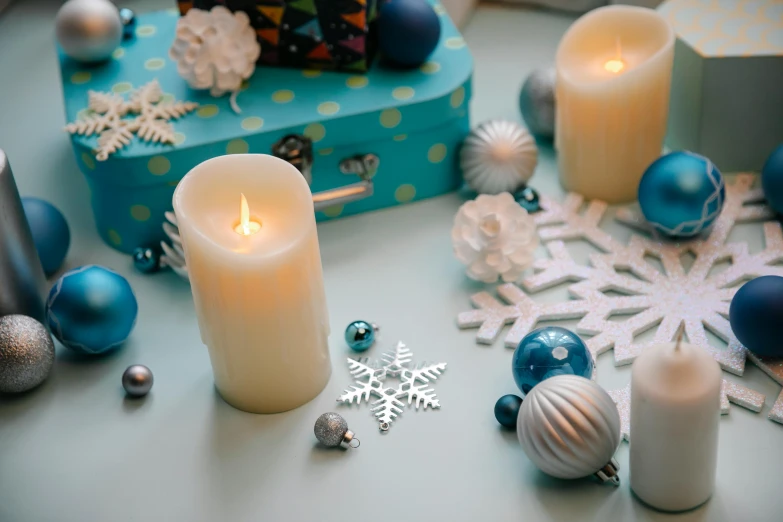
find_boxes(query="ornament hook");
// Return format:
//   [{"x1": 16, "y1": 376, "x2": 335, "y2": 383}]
[{"x1": 594, "y1": 458, "x2": 621, "y2": 486}]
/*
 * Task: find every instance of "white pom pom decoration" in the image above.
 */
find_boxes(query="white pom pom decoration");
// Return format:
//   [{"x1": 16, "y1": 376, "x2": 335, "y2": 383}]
[
  {"x1": 517, "y1": 375, "x2": 622, "y2": 482},
  {"x1": 451, "y1": 192, "x2": 538, "y2": 283},
  {"x1": 460, "y1": 120, "x2": 539, "y2": 195}
]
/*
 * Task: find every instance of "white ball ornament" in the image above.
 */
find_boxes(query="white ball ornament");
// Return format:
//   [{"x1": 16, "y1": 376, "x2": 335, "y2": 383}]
[
  {"x1": 517, "y1": 375, "x2": 622, "y2": 484},
  {"x1": 460, "y1": 120, "x2": 538, "y2": 195},
  {"x1": 56, "y1": 0, "x2": 123, "y2": 63}
]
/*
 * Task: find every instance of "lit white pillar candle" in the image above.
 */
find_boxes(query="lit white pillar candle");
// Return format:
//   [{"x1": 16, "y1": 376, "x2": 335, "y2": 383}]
[
  {"x1": 173, "y1": 154, "x2": 331, "y2": 413},
  {"x1": 555, "y1": 5, "x2": 674, "y2": 203},
  {"x1": 630, "y1": 336, "x2": 721, "y2": 511}
]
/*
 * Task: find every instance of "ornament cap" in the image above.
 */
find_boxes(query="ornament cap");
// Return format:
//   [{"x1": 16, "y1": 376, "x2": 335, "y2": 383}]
[
  {"x1": 594, "y1": 458, "x2": 621, "y2": 486},
  {"x1": 342, "y1": 429, "x2": 360, "y2": 449}
]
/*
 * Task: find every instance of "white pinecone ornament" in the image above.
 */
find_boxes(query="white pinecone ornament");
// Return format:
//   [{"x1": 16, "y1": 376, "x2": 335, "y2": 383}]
[
  {"x1": 452, "y1": 192, "x2": 539, "y2": 283},
  {"x1": 169, "y1": 6, "x2": 260, "y2": 108}
]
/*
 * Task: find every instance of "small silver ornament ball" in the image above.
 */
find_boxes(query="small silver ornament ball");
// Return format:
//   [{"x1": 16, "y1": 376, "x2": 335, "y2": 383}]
[
  {"x1": 122, "y1": 364, "x2": 153, "y2": 397},
  {"x1": 56, "y1": 0, "x2": 123, "y2": 63},
  {"x1": 0, "y1": 315, "x2": 55, "y2": 393},
  {"x1": 519, "y1": 68, "x2": 556, "y2": 139},
  {"x1": 314, "y1": 412, "x2": 359, "y2": 448}
]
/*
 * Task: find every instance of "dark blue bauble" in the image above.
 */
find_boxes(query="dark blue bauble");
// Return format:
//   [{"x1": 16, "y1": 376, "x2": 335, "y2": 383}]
[
  {"x1": 729, "y1": 275, "x2": 783, "y2": 358},
  {"x1": 379, "y1": 0, "x2": 441, "y2": 68},
  {"x1": 514, "y1": 186, "x2": 541, "y2": 213},
  {"x1": 344, "y1": 320, "x2": 376, "y2": 352},
  {"x1": 119, "y1": 8, "x2": 137, "y2": 40},
  {"x1": 46, "y1": 265, "x2": 138, "y2": 355},
  {"x1": 512, "y1": 326, "x2": 593, "y2": 394},
  {"x1": 638, "y1": 151, "x2": 725, "y2": 238},
  {"x1": 133, "y1": 246, "x2": 161, "y2": 274},
  {"x1": 22, "y1": 197, "x2": 70, "y2": 277},
  {"x1": 494, "y1": 394, "x2": 523, "y2": 429},
  {"x1": 761, "y1": 144, "x2": 783, "y2": 214}
]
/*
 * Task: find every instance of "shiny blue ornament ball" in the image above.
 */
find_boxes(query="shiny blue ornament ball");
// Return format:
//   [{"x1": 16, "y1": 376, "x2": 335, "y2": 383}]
[
  {"x1": 512, "y1": 326, "x2": 593, "y2": 395},
  {"x1": 761, "y1": 144, "x2": 783, "y2": 214},
  {"x1": 46, "y1": 265, "x2": 138, "y2": 355},
  {"x1": 729, "y1": 275, "x2": 783, "y2": 358},
  {"x1": 494, "y1": 394, "x2": 523, "y2": 429},
  {"x1": 345, "y1": 320, "x2": 376, "y2": 352},
  {"x1": 119, "y1": 8, "x2": 136, "y2": 40},
  {"x1": 133, "y1": 246, "x2": 161, "y2": 274},
  {"x1": 638, "y1": 151, "x2": 725, "y2": 238},
  {"x1": 379, "y1": 0, "x2": 441, "y2": 68},
  {"x1": 514, "y1": 186, "x2": 541, "y2": 213},
  {"x1": 22, "y1": 197, "x2": 70, "y2": 277}
]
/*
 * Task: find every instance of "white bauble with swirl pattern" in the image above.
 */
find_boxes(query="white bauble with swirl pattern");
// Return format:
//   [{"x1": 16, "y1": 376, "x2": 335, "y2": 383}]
[
  {"x1": 460, "y1": 120, "x2": 538, "y2": 195},
  {"x1": 517, "y1": 375, "x2": 622, "y2": 483}
]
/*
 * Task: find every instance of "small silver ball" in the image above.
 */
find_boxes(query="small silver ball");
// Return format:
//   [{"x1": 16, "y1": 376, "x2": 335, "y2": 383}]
[
  {"x1": 122, "y1": 364, "x2": 153, "y2": 397},
  {"x1": 519, "y1": 68, "x2": 556, "y2": 139},
  {"x1": 314, "y1": 412, "x2": 348, "y2": 447},
  {"x1": 56, "y1": 0, "x2": 123, "y2": 63},
  {"x1": 0, "y1": 315, "x2": 55, "y2": 393}
]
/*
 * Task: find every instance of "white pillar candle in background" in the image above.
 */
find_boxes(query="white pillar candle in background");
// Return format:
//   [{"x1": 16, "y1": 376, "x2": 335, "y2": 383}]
[
  {"x1": 173, "y1": 154, "x2": 331, "y2": 414},
  {"x1": 555, "y1": 5, "x2": 674, "y2": 203},
  {"x1": 630, "y1": 338, "x2": 721, "y2": 511}
]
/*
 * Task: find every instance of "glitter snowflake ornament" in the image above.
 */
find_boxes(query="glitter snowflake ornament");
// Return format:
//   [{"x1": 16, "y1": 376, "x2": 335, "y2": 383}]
[
  {"x1": 64, "y1": 80, "x2": 198, "y2": 161},
  {"x1": 338, "y1": 341, "x2": 447, "y2": 431}
]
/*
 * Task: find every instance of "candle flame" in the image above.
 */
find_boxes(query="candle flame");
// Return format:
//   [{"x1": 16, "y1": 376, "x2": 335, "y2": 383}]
[
  {"x1": 234, "y1": 193, "x2": 261, "y2": 236},
  {"x1": 604, "y1": 37, "x2": 625, "y2": 74}
]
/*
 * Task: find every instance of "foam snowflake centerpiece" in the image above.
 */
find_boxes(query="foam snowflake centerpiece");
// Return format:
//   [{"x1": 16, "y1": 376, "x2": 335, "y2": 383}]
[
  {"x1": 65, "y1": 80, "x2": 198, "y2": 161},
  {"x1": 338, "y1": 341, "x2": 447, "y2": 431},
  {"x1": 458, "y1": 174, "x2": 783, "y2": 428}
]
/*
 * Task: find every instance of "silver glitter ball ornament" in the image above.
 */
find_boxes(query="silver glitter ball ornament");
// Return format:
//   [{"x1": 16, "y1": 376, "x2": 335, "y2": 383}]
[
  {"x1": 519, "y1": 68, "x2": 556, "y2": 139},
  {"x1": 56, "y1": 0, "x2": 123, "y2": 63},
  {"x1": 122, "y1": 364, "x2": 153, "y2": 397},
  {"x1": 460, "y1": 120, "x2": 539, "y2": 195},
  {"x1": 517, "y1": 375, "x2": 621, "y2": 485},
  {"x1": 0, "y1": 315, "x2": 55, "y2": 393},
  {"x1": 314, "y1": 412, "x2": 360, "y2": 448}
]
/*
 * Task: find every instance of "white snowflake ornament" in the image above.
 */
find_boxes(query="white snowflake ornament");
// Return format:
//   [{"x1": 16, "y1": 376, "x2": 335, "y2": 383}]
[
  {"x1": 452, "y1": 192, "x2": 539, "y2": 283},
  {"x1": 338, "y1": 341, "x2": 447, "y2": 431}
]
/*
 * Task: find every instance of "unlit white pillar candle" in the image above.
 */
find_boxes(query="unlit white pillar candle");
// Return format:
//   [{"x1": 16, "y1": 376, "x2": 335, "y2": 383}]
[
  {"x1": 630, "y1": 339, "x2": 721, "y2": 511},
  {"x1": 173, "y1": 154, "x2": 331, "y2": 413},
  {"x1": 555, "y1": 5, "x2": 674, "y2": 203}
]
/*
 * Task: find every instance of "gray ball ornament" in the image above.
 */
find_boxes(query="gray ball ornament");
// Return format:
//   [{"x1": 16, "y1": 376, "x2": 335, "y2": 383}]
[
  {"x1": 56, "y1": 0, "x2": 123, "y2": 63},
  {"x1": 519, "y1": 68, "x2": 556, "y2": 139},
  {"x1": 122, "y1": 364, "x2": 154, "y2": 397},
  {"x1": 0, "y1": 315, "x2": 55, "y2": 393},
  {"x1": 314, "y1": 412, "x2": 360, "y2": 448}
]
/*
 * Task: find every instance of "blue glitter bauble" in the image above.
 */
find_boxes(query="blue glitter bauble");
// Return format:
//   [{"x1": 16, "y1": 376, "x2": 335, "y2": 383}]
[
  {"x1": 133, "y1": 246, "x2": 161, "y2": 274},
  {"x1": 494, "y1": 394, "x2": 523, "y2": 429},
  {"x1": 638, "y1": 151, "x2": 725, "y2": 238},
  {"x1": 22, "y1": 197, "x2": 70, "y2": 277},
  {"x1": 761, "y1": 144, "x2": 783, "y2": 214},
  {"x1": 729, "y1": 275, "x2": 783, "y2": 358},
  {"x1": 378, "y1": 0, "x2": 441, "y2": 68},
  {"x1": 511, "y1": 326, "x2": 593, "y2": 394},
  {"x1": 344, "y1": 320, "x2": 376, "y2": 352},
  {"x1": 46, "y1": 265, "x2": 138, "y2": 354}
]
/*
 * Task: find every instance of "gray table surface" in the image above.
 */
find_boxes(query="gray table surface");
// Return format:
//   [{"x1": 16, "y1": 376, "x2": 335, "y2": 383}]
[{"x1": 1, "y1": 2, "x2": 781, "y2": 521}]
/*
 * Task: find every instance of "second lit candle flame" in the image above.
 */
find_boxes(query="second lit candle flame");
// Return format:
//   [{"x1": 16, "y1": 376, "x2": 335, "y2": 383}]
[
  {"x1": 235, "y1": 193, "x2": 261, "y2": 236},
  {"x1": 604, "y1": 37, "x2": 625, "y2": 74}
]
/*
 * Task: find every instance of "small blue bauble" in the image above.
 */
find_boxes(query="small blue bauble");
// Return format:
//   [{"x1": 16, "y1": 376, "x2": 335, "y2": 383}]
[
  {"x1": 514, "y1": 186, "x2": 541, "y2": 213},
  {"x1": 761, "y1": 144, "x2": 783, "y2": 214},
  {"x1": 22, "y1": 197, "x2": 70, "y2": 277},
  {"x1": 119, "y1": 8, "x2": 136, "y2": 40},
  {"x1": 379, "y1": 0, "x2": 441, "y2": 68},
  {"x1": 133, "y1": 246, "x2": 161, "y2": 274},
  {"x1": 345, "y1": 320, "x2": 376, "y2": 352},
  {"x1": 494, "y1": 394, "x2": 523, "y2": 429},
  {"x1": 512, "y1": 326, "x2": 593, "y2": 395},
  {"x1": 46, "y1": 265, "x2": 138, "y2": 355},
  {"x1": 729, "y1": 275, "x2": 783, "y2": 358},
  {"x1": 638, "y1": 151, "x2": 725, "y2": 238}
]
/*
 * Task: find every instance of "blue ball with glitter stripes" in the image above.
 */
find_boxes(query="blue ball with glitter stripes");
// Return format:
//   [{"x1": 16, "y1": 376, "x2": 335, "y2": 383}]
[{"x1": 638, "y1": 151, "x2": 725, "y2": 238}]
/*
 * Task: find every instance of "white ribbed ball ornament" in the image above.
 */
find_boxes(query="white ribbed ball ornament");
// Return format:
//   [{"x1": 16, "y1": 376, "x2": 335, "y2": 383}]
[
  {"x1": 460, "y1": 120, "x2": 538, "y2": 195},
  {"x1": 517, "y1": 375, "x2": 622, "y2": 484}
]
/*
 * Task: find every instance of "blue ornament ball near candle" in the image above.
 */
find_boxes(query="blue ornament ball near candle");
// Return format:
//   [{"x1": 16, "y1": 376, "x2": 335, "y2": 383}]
[
  {"x1": 46, "y1": 265, "x2": 138, "y2": 354},
  {"x1": 133, "y1": 246, "x2": 161, "y2": 274},
  {"x1": 638, "y1": 151, "x2": 725, "y2": 238},
  {"x1": 761, "y1": 144, "x2": 783, "y2": 214},
  {"x1": 379, "y1": 0, "x2": 441, "y2": 68},
  {"x1": 512, "y1": 326, "x2": 593, "y2": 394},
  {"x1": 729, "y1": 275, "x2": 783, "y2": 358},
  {"x1": 22, "y1": 197, "x2": 70, "y2": 277},
  {"x1": 345, "y1": 320, "x2": 376, "y2": 352},
  {"x1": 494, "y1": 394, "x2": 523, "y2": 429}
]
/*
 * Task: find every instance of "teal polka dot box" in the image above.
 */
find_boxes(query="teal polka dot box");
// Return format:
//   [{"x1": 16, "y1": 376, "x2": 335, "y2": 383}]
[{"x1": 58, "y1": 4, "x2": 472, "y2": 254}]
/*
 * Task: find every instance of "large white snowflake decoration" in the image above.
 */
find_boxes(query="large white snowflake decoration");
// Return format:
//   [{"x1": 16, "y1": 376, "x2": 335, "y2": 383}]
[
  {"x1": 458, "y1": 174, "x2": 783, "y2": 428},
  {"x1": 338, "y1": 341, "x2": 447, "y2": 431},
  {"x1": 65, "y1": 80, "x2": 198, "y2": 161}
]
